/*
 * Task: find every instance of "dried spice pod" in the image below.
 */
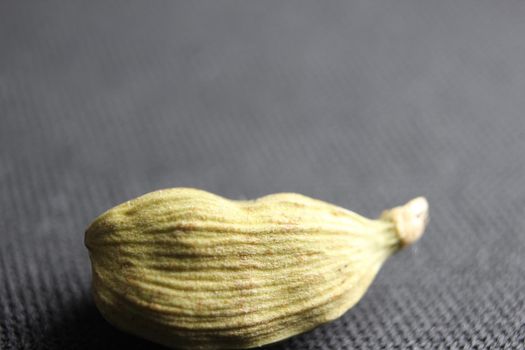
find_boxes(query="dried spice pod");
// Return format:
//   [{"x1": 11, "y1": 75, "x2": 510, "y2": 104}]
[{"x1": 85, "y1": 188, "x2": 428, "y2": 349}]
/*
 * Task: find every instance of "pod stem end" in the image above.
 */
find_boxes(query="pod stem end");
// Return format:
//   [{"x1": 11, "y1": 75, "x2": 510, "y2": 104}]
[{"x1": 381, "y1": 197, "x2": 429, "y2": 247}]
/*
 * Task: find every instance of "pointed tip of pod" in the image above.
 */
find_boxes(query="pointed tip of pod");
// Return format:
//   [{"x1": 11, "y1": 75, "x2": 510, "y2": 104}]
[{"x1": 381, "y1": 197, "x2": 429, "y2": 248}]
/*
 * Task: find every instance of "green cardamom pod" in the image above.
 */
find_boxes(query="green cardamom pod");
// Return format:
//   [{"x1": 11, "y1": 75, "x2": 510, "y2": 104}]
[{"x1": 85, "y1": 188, "x2": 428, "y2": 349}]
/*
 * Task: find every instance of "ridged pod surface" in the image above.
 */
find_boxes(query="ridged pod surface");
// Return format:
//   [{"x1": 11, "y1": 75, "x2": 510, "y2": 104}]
[{"x1": 85, "y1": 188, "x2": 428, "y2": 349}]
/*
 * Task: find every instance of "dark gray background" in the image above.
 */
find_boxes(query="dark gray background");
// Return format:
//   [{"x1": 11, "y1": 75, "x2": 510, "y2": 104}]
[{"x1": 1, "y1": 1, "x2": 525, "y2": 349}]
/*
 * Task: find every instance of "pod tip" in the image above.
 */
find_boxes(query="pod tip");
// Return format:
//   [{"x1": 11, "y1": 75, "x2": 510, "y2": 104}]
[{"x1": 381, "y1": 197, "x2": 429, "y2": 247}]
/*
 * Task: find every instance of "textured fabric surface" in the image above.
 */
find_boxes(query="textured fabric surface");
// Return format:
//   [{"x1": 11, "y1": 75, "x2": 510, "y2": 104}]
[{"x1": 1, "y1": 1, "x2": 525, "y2": 349}]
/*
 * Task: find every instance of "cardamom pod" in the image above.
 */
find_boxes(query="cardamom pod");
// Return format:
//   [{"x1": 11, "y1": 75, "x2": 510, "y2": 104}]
[{"x1": 85, "y1": 188, "x2": 428, "y2": 349}]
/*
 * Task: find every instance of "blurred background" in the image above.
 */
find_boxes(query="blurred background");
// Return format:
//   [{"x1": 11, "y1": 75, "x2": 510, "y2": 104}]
[{"x1": 1, "y1": 1, "x2": 524, "y2": 349}]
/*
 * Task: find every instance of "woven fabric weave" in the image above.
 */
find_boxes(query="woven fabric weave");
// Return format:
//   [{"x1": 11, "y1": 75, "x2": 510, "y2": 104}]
[{"x1": 1, "y1": 1, "x2": 524, "y2": 349}]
